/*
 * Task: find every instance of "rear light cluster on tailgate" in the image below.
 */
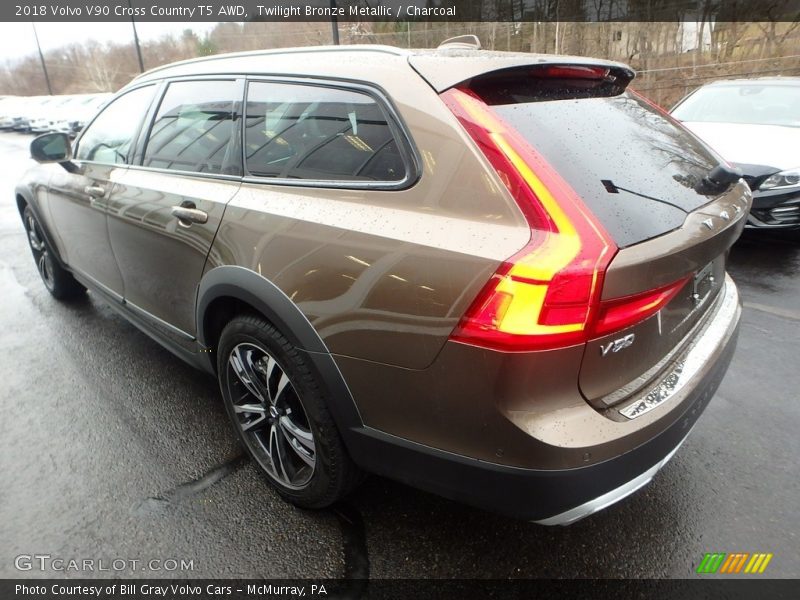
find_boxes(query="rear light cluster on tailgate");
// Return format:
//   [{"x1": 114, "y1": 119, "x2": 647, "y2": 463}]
[{"x1": 443, "y1": 87, "x2": 687, "y2": 351}]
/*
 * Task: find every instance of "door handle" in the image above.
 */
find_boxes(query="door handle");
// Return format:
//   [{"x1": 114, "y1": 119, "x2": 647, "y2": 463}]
[
  {"x1": 84, "y1": 185, "x2": 106, "y2": 198},
  {"x1": 171, "y1": 205, "x2": 208, "y2": 226}
]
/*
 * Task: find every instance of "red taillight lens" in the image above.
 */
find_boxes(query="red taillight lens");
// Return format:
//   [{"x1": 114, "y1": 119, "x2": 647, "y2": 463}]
[
  {"x1": 443, "y1": 88, "x2": 618, "y2": 351},
  {"x1": 594, "y1": 277, "x2": 689, "y2": 336}
]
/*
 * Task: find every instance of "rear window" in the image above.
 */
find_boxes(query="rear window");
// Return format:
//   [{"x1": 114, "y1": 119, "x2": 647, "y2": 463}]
[{"x1": 484, "y1": 91, "x2": 720, "y2": 247}]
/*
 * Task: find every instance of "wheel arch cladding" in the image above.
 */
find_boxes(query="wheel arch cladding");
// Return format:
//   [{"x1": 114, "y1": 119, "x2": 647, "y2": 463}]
[
  {"x1": 196, "y1": 265, "x2": 364, "y2": 442},
  {"x1": 16, "y1": 193, "x2": 28, "y2": 216},
  {"x1": 17, "y1": 192, "x2": 68, "y2": 269}
]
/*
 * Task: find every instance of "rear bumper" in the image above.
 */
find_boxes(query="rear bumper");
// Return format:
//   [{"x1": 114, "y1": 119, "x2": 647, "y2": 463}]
[
  {"x1": 345, "y1": 278, "x2": 740, "y2": 523},
  {"x1": 533, "y1": 430, "x2": 690, "y2": 525}
]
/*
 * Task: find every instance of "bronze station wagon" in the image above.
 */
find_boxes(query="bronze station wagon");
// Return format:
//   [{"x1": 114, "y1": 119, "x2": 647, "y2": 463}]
[{"x1": 16, "y1": 37, "x2": 748, "y2": 524}]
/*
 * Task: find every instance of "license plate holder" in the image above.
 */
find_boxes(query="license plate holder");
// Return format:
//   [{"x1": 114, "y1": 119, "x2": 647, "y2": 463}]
[{"x1": 692, "y1": 262, "x2": 714, "y2": 306}]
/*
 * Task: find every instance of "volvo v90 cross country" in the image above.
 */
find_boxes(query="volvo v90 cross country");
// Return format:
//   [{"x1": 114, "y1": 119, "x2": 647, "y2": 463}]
[{"x1": 16, "y1": 39, "x2": 748, "y2": 524}]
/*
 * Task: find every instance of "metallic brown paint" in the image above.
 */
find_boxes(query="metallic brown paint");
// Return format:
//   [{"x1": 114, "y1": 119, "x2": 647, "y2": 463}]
[{"x1": 17, "y1": 45, "x2": 746, "y2": 520}]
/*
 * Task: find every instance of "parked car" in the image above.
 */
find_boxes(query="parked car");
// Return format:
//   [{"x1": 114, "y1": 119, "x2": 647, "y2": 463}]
[
  {"x1": 53, "y1": 93, "x2": 111, "y2": 137},
  {"x1": 11, "y1": 96, "x2": 55, "y2": 132},
  {"x1": 29, "y1": 95, "x2": 81, "y2": 134},
  {"x1": 0, "y1": 96, "x2": 22, "y2": 129},
  {"x1": 16, "y1": 41, "x2": 748, "y2": 524},
  {"x1": 672, "y1": 77, "x2": 800, "y2": 229},
  {"x1": 10, "y1": 96, "x2": 37, "y2": 131},
  {"x1": 0, "y1": 96, "x2": 29, "y2": 130}
]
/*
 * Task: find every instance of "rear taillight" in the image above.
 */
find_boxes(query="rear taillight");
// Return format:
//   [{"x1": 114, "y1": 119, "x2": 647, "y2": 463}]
[
  {"x1": 443, "y1": 88, "x2": 617, "y2": 351},
  {"x1": 594, "y1": 277, "x2": 690, "y2": 336},
  {"x1": 444, "y1": 88, "x2": 689, "y2": 351}
]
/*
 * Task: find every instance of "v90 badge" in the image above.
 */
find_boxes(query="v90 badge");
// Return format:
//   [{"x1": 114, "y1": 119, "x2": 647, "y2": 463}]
[{"x1": 600, "y1": 333, "x2": 635, "y2": 357}]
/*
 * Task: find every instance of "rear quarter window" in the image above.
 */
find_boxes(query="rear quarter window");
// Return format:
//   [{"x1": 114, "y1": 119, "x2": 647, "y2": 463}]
[{"x1": 244, "y1": 82, "x2": 409, "y2": 184}]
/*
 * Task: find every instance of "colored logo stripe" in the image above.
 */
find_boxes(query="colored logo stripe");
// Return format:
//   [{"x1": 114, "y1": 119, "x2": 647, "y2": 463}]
[
  {"x1": 720, "y1": 553, "x2": 749, "y2": 573},
  {"x1": 745, "y1": 553, "x2": 773, "y2": 574},
  {"x1": 697, "y1": 553, "x2": 726, "y2": 573},
  {"x1": 698, "y1": 553, "x2": 773, "y2": 574}
]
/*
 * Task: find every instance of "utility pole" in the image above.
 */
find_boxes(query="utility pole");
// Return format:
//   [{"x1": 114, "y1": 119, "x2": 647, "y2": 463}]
[
  {"x1": 330, "y1": 0, "x2": 340, "y2": 45},
  {"x1": 129, "y1": 0, "x2": 145, "y2": 72},
  {"x1": 31, "y1": 23, "x2": 52, "y2": 95}
]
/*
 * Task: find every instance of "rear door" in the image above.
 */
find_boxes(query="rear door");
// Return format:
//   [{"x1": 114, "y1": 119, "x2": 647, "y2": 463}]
[
  {"x1": 579, "y1": 188, "x2": 747, "y2": 410},
  {"x1": 106, "y1": 78, "x2": 243, "y2": 344}
]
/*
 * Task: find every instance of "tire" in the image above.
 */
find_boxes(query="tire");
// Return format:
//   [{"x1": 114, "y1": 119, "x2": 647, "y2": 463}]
[
  {"x1": 22, "y1": 205, "x2": 85, "y2": 300},
  {"x1": 217, "y1": 313, "x2": 361, "y2": 508}
]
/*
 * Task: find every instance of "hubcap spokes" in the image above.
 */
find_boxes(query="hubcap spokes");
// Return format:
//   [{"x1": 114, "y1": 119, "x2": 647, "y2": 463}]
[
  {"x1": 26, "y1": 214, "x2": 45, "y2": 251},
  {"x1": 227, "y1": 343, "x2": 315, "y2": 489},
  {"x1": 37, "y1": 252, "x2": 54, "y2": 289}
]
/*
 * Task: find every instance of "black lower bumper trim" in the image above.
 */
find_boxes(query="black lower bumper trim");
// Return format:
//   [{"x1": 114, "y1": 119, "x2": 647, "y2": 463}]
[{"x1": 346, "y1": 328, "x2": 738, "y2": 522}]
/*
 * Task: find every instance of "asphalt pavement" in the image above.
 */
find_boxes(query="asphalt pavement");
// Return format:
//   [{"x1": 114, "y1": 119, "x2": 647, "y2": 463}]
[{"x1": 0, "y1": 131, "x2": 797, "y2": 580}]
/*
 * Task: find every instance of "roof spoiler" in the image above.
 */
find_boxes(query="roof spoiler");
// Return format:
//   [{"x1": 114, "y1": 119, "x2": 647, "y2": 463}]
[{"x1": 409, "y1": 53, "x2": 635, "y2": 95}]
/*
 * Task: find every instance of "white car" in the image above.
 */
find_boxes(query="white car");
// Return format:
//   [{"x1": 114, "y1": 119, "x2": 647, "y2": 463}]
[
  {"x1": 29, "y1": 96, "x2": 80, "y2": 133},
  {"x1": 672, "y1": 77, "x2": 800, "y2": 229},
  {"x1": 53, "y1": 94, "x2": 111, "y2": 136},
  {"x1": 0, "y1": 96, "x2": 23, "y2": 129}
]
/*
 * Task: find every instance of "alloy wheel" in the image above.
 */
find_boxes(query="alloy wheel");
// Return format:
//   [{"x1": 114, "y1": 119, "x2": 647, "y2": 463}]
[
  {"x1": 226, "y1": 342, "x2": 316, "y2": 489},
  {"x1": 25, "y1": 212, "x2": 55, "y2": 291}
]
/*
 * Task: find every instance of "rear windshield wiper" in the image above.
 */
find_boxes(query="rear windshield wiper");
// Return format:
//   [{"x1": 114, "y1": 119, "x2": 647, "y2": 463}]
[
  {"x1": 601, "y1": 163, "x2": 743, "y2": 208},
  {"x1": 601, "y1": 179, "x2": 690, "y2": 213},
  {"x1": 694, "y1": 164, "x2": 743, "y2": 195}
]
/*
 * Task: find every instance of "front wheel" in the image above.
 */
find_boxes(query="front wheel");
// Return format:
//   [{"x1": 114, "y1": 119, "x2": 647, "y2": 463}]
[
  {"x1": 22, "y1": 205, "x2": 85, "y2": 300},
  {"x1": 217, "y1": 314, "x2": 361, "y2": 508}
]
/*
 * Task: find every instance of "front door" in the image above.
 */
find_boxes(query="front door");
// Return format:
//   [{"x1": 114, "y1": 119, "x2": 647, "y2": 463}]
[{"x1": 46, "y1": 85, "x2": 157, "y2": 298}]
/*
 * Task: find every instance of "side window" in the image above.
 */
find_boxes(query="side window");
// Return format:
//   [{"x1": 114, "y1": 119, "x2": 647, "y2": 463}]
[
  {"x1": 142, "y1": 80, "x2": 240, "y2": 175},
  {"x1": 76, "y1": 86, "x2": 155, "y2": 164},
  {"x1": 245, "y1": 82, "x2": 407, "y2": 183}
]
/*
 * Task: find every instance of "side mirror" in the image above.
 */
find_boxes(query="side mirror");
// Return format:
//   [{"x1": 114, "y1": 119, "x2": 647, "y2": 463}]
[{"x1": 30, "y1": 132, "x2": 72, "y2": 163}]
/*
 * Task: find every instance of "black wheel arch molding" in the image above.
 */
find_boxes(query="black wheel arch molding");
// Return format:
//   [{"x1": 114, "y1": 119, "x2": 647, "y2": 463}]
[
  {"x1": 14, "y1": 185, "x2": 69, "y2": 271},
  {"x1": 196, "y1": 265, "x2": 365, "y2": 444}
]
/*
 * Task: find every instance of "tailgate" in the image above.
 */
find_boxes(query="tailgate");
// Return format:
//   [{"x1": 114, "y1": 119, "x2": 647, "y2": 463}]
[
  {"x1": 427, "y1": 50, "x2": 750, "y2": 395},
  {"x1": 579, "y1": 184, "x2": 751, "y2": 410}
]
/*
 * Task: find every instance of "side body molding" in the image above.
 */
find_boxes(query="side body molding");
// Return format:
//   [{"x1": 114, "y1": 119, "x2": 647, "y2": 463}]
[{"x1": 195, "y1": 265, "x2": 364, "y2": 442}]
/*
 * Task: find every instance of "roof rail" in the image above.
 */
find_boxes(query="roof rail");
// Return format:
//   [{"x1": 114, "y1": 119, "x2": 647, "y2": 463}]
[{"x1": 438, "y1": 35, "x2": 481, "y2": 50}]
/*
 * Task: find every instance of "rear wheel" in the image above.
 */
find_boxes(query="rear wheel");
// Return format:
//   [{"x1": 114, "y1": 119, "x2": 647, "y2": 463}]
[
  {"x1": 217, "y1": 314, "x2": 361, "y2": 508},
  {"x1": 22, "y1": 206, "x2": 85, "y2": 300}
]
